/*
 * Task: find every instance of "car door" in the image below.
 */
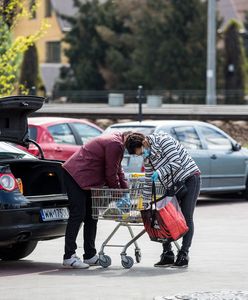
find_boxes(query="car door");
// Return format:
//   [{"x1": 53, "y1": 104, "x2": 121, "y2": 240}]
[
  {"x1": 198, "y1": 125, "x2": 246, "y2": 191},
  {"x1": 46, "y1": 123, "x2": 79, "y2": 160},
  {"x1": 158, "y1": 125, "x2": 210, "y2": 190}
]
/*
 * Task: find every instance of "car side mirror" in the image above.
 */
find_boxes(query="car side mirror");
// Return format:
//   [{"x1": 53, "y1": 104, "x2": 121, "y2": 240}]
[{"x1": 232, "y1": 143, "x2": 241, "y2": 151}]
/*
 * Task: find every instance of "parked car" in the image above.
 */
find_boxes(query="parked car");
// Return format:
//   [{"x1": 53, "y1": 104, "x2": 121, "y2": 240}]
[
  {"x1": 0, "y1": 96, "x2": 68, "y2": 261},
  {"x1": 26, "y1": 117, "x2": 103, "y2": 160},
  {"x1": 104, "y1": 120, "x2": 248, "y2": 199}
]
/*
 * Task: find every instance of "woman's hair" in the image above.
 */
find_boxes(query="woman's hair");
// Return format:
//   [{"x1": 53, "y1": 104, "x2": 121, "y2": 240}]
[{"x1": 124, "y1": 132, "x2": 145, "y2": 154}]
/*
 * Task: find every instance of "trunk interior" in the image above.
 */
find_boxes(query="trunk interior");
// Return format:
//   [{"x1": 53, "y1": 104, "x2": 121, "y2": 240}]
[{"x1": 5, "y1": 159, "x2": 66, "y2": 196}]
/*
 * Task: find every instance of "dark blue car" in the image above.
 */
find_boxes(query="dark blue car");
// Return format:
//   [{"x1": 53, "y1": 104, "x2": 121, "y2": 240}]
[{"x1": 0, "y1": 96, "x2": 68, "y2": 260}]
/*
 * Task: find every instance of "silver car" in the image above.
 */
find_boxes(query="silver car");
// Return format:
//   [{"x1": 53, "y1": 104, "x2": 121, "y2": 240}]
[{"x1": 104, "y1": 120, "x2": 248, "y2": 199}]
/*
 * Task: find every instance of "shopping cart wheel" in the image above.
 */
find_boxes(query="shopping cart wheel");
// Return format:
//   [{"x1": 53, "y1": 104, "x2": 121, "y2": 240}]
[
  {"x1": 135, "y1": 249, "x2": 142, "y2": 263},
  {"x1": 99, "y1": 255, "x2": 111, "y2": 268},
  {"x1": 121, "y1": 256, "x2": 134, "y2": 269}
]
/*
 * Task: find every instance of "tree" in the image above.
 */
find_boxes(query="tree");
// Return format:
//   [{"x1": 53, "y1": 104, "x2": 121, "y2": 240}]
[
  {"x1": 101, "y1": 0, "x2": 208, "y2": 91},
  {"x1": 61, "y1": 0, "x2": 106, "y2": 90},
  {"x1": 19, "y1": 44, "x2": 39, "y2": 94},
  {"x1": 0, "y1": 0, "x2": 49, "y2": 96},
  {"x1": 125, "y1": 0, "x2": 208, "y2": 90},
  {"x1": 96, "y1": 0, "x2": 144, "y2": 89},
  {"x1": 59, "y1": 0, "x2": 209, "y2": 95},
  {"x1": 244, "y1": 11, "x2": 248, "y2": 57},
  {"x1": 224, "y1": 20, "x2": 248, "y2": 104}
]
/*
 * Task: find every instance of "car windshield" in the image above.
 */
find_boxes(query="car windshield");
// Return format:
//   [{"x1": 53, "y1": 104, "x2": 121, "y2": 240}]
[
  {"x1": 104, "y1": 126, "x2": 155, "y2": 135},
  {"x1": 0, "y1": 142, "x2": 36, "y2": 159}
]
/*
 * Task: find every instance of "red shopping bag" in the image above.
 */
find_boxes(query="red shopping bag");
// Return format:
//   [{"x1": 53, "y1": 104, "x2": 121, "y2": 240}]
[{"x1": 141, "y1": 182, "x2": 188, "y2": 242}]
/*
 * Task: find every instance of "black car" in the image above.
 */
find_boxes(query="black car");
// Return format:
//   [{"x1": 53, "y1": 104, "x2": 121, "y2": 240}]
[{"x1": 0, "y1": 96, "x2": 68, "y2": 260}]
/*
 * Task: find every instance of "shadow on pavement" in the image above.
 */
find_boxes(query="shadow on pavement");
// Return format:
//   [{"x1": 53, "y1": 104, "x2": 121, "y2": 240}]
[
  {"x1": 39, "y1": 265, "x2": 188, "y2": 277},
  {"x1": 0, "y1": 260, "x2": 188, "y2": 277},
  {"x1": 0, "y1": 260, "x2": 62, "y2": 277}
]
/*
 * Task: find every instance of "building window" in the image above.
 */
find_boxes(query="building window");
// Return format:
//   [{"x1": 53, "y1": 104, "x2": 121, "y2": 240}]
[
  {"x1": 46, "y1": 42, "x2": 61, "y2": 63},
  {"x1": 29, "y1": 0, "x2": 36, "y2": 19},
  {"x1": 45, "y1": 0, "x2": 52, "y2": 17}
]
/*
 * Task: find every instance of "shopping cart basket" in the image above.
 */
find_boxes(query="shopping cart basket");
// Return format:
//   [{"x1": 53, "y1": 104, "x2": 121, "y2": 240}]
[{"x1": 91, "y1": 175, "x2": 180, "y2": 269}]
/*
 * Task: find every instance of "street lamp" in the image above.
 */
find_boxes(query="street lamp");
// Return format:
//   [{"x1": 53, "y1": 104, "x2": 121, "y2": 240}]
[
  {"x1": 206, "y1": 0, "x2": 217, "y2": 105},
  {"x1": 136, "y1": 85, "x2": 144, "y2": 122}
]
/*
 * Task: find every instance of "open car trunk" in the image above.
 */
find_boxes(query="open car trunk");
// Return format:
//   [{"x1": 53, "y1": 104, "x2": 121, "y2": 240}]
[{"x1": 5, "y1": 159, "x2": 67, "y2": 201}]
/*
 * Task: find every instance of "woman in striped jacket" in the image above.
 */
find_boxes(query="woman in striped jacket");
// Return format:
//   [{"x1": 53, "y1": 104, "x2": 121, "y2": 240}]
[{"x1": 125, "y1": 132, "x2": 201, "y2": 268}]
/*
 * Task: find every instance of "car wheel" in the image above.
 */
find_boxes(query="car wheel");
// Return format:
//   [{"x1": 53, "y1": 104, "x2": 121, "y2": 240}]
[{"x1": 0, "y1": 241, "x2": 38, "y2": 261}]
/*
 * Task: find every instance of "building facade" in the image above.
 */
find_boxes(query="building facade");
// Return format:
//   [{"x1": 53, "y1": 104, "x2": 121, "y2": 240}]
[{"x1": 13, "y1": 0, "x2": 76, "y2": 96}]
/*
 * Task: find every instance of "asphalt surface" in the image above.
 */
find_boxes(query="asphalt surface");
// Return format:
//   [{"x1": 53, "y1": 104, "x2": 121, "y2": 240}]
[{"x1": 0, "y1": 196, "x2": 248, "y2": 300}]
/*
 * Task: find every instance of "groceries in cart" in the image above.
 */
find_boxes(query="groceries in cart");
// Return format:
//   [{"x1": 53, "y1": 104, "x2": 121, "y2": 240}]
[{"x1": 102, "y1": 192, "x2": 131, "y2": 219}]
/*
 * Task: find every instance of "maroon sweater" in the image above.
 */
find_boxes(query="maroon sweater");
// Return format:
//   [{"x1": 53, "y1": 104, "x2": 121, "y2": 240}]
[{"x1": 62, "y1": 132, "x2": 128, "y2": 189}]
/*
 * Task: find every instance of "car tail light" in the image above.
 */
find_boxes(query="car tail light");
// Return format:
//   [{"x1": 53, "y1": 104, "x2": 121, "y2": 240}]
[{"x1": 0, "y1": 173, "x2": 18, "y2": 192}]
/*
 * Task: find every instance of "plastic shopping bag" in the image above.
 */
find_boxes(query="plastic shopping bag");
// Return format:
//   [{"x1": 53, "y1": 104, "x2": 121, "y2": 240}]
[{"x1": 141, "y1": 183, "x2": 188, "y2": 242}]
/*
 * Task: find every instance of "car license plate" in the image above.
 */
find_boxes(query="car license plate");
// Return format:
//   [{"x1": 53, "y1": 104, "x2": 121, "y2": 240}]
[
  {"x1": 122, "y1": 157, "x2": 129, "y2": 167},
  {"x1": 40, "y1": 207, "x2": 69, "y2": 222}
]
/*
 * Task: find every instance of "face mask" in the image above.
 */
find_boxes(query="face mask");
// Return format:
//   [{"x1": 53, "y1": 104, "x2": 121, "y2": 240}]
[{"x1": 142, "y1": 147, "x2": 151, "y2": 158}]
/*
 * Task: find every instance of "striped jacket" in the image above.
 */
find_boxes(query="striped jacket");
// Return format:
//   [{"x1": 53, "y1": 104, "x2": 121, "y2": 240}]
[{"x1": 143, "y1": 133, "x2": 200, "y2": 202}]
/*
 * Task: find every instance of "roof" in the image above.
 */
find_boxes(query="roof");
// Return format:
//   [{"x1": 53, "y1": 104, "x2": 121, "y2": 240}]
[
  {"x1": 218, "y1": 0, "x2": 248, "y2": 28},
  {"x1": 51, "y1": 0, "x2": 78, "y2": 32},
  {"x1": 51, "y1": 0, "x2": 107, "y2": 32},
  {"x1": 109, "y1": 120, "x2": 207, "y2": 127},
  {"x1": 28, "y1": 116, "x2": 103, "y2": 131}
]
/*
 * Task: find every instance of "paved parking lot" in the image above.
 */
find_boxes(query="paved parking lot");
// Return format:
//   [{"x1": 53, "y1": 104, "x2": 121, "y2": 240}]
[{"x1": 0, "y1": 197, "x2": 248, "y2": 300}]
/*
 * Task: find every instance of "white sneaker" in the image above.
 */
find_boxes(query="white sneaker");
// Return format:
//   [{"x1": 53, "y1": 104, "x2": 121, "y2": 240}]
[
  {"x1": 83, "y1": 255, "x2": 99, "y2": 266},
  {"x1": 63, "y1": 254, "x2": 89, "y2": 269}
]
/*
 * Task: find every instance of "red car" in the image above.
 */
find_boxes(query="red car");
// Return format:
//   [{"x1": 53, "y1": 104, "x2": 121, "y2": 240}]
[{"x1": 26, "y1": 117, "x2": 103, "y2": 161}]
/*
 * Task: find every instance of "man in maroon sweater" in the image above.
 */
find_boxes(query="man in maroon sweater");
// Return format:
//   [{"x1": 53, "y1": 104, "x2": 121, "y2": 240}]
[{"x1": 62, "y1": 132, "x2": 128, "y2": 268}]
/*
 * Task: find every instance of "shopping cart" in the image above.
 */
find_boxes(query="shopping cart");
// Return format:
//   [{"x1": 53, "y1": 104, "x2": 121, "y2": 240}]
[{"x1": 91, "y1": 175, "x2": 180, "y2": 269}]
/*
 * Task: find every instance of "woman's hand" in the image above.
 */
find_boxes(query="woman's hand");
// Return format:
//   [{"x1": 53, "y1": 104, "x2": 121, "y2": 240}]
[{"x1": 151, "y1": 171, "x2": 159, "y2": 182}]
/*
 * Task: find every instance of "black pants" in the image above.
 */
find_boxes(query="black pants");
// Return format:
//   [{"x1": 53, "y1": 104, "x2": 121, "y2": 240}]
[
  {"x1": 63, "y1": 170, "x2": 98, "y2": 260},
  {"x1": 163, "y1": 174, "x2": 201, "y2": 254}
]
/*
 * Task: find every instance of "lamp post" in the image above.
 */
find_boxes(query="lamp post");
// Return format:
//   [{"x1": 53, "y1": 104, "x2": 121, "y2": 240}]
[
  {"x1": 206, "y1": 0, "x2": 217, "y2": 105},
  {"x1": 137, "y1": 85, "x2": 144, "y2": 122}
]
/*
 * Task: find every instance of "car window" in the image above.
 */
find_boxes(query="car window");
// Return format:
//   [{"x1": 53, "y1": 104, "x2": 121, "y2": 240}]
[
  {"x1": 28, "y1": 126, "x2": 37, "y2": 141},
  {"x1": 48, "y1": 124, "x2": 76, "y2": 144},
  {"x1": 154, "y1": 126, "x2": 173, "y2": 136},
  {"x1": 172, "y1": 126, "x2": 202, "y2": 150},
  {"x1": 72, "y1": 123, "x2": 102, "y2": 144},
  {"x1": 200, "y1": 126, "x2": 232, "y2": 150}
]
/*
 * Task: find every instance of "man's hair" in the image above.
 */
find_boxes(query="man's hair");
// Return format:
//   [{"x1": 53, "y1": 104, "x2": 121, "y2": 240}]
[{"x1": 124, "y1": 132, "x2": 145, "y2": 154}]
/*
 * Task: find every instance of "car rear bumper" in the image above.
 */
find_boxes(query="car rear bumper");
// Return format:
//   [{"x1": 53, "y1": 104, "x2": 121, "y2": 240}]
[{"x1": 0, "y1": 208, "x2": 68, "y2": 246}]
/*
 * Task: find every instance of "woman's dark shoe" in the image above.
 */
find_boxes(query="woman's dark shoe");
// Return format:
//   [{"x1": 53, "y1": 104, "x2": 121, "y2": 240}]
[
  {"x1": 172, "y1": 250, "x2": 189, "y2": 268},
  {"x1": 154, "y1": 251, "x2": 175, "y2": 267}
]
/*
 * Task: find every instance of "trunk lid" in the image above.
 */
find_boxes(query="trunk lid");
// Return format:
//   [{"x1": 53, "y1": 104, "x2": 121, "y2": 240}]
[{"x1": 0, "y1": 96, "x2": 45, "y2": 147}]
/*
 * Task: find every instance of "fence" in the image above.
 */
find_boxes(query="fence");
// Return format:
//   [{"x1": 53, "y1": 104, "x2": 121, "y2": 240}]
[{"x1": 52, "y1": 89, "x2": 248, "y2": 105}]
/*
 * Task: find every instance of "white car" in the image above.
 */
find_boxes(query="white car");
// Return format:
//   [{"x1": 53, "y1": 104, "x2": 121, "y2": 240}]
[{"x1": 104, "y1": 120, "x2": 248, "y2": 198}]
